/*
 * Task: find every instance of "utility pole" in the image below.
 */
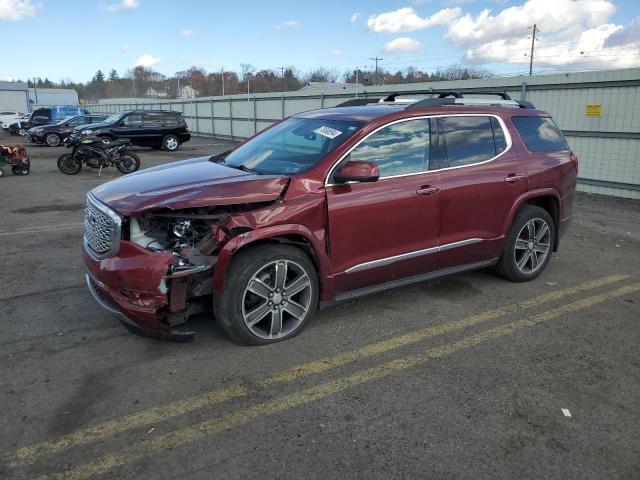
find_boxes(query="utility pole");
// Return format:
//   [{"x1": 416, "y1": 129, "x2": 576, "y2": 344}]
[
  {"x1": 529, "y1": 24, "x2": 538, "y2": 76},
  {"x1": 221, "y1": 66, "x2": 225, "y2": 96},
  {"x1": 279, "y1": 66, "x2": 285, "y2": 78},
  {"x1": 370, "y1": 57, "x2": 382, "y2": 85}
]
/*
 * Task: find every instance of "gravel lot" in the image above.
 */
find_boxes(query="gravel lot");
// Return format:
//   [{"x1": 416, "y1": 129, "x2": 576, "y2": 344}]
[{"x1": 1, "y1": 131, "x2": 639, "y2": 480}]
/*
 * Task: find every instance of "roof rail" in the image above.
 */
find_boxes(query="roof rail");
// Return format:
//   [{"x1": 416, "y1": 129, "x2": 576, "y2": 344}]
[{"x1": 334, "y1": 98, "x2": 383, "y2": 107}]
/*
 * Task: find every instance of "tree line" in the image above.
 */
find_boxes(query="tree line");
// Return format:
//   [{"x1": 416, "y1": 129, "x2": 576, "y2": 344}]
[{"x1": 25, "y1": 64, "x2": 492, "y2": 101}]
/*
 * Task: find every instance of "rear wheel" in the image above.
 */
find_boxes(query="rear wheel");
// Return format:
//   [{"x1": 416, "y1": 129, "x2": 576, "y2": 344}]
[
  {"x1": 115, "y1": 152, "x2": 140, "y2": 174},
  {"x1": 496, "y1": 205, "x2": 555, "y2": 282},
  {"x1": 214, "y1": 244, "x2": 319, "y2": 345},
  {"x1": 57, "y1": 153, "x2": 82, "y2": 175},
  {"x1": 162, "y1": 134, "x2": 180, "y2": 151},
  {"x1": 18, "y1": 127, "x2": 26, "y2": 136},
  {"x1": 45, "y1": 133, "x2": 61, "y2": 147}
]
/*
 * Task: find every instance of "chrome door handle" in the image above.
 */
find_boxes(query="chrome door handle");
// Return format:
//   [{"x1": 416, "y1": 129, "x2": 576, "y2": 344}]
[
  {"x1": 416, "y1": 186, "x2": 440, "y2": 196},
  {"x1": 505, "y1": 174, "x2": 525, "y2": 183}
]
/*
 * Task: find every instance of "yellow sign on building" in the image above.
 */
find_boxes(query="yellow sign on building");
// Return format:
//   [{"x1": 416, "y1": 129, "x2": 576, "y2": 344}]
[{"x1": 585, "y1": 104, "x2": 602, "y2": 117}]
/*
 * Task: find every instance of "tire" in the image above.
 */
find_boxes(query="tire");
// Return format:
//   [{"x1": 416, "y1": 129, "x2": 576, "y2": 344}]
[
  {"x1": 496, "y1": 204, "x2": 555, "y2": 282},
  {"x1": 162, "y1": 134, "x2": 180, "y2": 151},
  {"x1": 18, "y1": 128, "x2": 26, "y2": 136},
  {"x1": 45, "y1": 132, "x2": 61, "y2": 147},
  {"x1": 115, "y1": 152, "x2": 140, "y2": 174},
  {"x1": 57, "y1": 153, "x2": 82, "y2": 175},
  {"x1": 214, "y1": 244, "x2": 319, "y2": 345}
]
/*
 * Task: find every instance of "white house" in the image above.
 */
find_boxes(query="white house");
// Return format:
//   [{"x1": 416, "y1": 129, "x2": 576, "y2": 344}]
[{"x1": 180, "y1": 85, "x2": 197, "y2": 99}]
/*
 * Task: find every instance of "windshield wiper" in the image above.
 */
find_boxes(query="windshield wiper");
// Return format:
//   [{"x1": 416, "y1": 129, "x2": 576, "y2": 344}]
[{"x1": 218, "y1": 159, "x2": 260, "y2": 174}]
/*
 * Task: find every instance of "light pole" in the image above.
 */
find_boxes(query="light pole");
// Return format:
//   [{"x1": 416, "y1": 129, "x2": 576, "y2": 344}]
[{"x1": 221, "y1": 66, "x2": 225, "y2": 96}]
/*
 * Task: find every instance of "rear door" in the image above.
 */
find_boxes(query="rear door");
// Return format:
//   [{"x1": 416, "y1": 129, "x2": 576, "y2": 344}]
[
  {"x1": 142, "y1": 112, "x2": 165, "y2": 146},
  {"x1": 326, "y1": 117, "x2": 441, "y2": 294},
  {"x1": 436, "y1": 115, "x2": 529, "y2": 270}
]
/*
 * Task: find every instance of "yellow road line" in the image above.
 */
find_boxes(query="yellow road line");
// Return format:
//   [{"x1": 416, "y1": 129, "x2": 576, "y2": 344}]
[
  {"x1": 9, "y1": 274, "x2": 628, "y2": 466},
  {"x1": 32, "y1": 281, "x2": 640, "y2": 480},
  {"x1": 0, "y1": 223, "x2": 83, "y2": 237}
]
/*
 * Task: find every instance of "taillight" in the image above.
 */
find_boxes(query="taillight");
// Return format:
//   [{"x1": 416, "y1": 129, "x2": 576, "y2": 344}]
[{"x1": 570, "y1": 151, "x2": 579, "y2": 173}]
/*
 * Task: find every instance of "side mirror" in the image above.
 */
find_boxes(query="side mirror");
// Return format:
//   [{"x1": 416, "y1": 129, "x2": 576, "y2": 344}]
[
  {"x1": 333, "y1": 160, "x2": 380, "y2": 184},
  {"x1": 119, "y1": 121, "x2": 126, "y2": 127}
]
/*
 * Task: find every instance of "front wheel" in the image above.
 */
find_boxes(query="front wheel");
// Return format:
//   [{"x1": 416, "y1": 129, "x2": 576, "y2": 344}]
[
  {"x1": 214, "y1": 245, "x2": 319, "y2": 345},
  {"x1": 57, "y1": 153, "x2": 82, "y2": 175},
  {"x1": 496, "y1": 205, "x2": 555, "y2": 282},
  {"x1": 115, "y1": 152, "x2": 140, "y2": 174},
  {"x1": 45, "y1": 133, "x2": 61, "y2": 147}
]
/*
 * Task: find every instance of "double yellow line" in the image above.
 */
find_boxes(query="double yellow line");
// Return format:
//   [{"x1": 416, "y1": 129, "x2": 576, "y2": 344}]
[{"x1": 6, "y1": 274, "x2": 638, "y2": 480}]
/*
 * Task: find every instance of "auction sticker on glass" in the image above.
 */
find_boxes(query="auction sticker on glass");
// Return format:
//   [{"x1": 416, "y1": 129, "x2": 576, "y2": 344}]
[{"x1": 314, "y1": 126, "x2": 343, "y2": 139}]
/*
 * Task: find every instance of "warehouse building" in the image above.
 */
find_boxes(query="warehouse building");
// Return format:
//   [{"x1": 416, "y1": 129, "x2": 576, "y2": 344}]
[{"x1": 0, "y1": 81, "x2": 29, "y2": 113}]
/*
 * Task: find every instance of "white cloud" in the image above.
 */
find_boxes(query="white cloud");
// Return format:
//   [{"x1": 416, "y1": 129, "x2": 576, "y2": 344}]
[
  {"x1": 135, "y1": 54, "x2": 160, "y2": 68},
  {"x1": 120, "y1": 44, "x2": 130, "y2": 53},
  {"x1": 274, "y1": 20, "x2": 300, "y2": 30},
  {"x1": 0, "y1": 0, "x2": 39, "y2": 21},
  {"x1": 181, "y1": 28, "x2": 193, "y2": 37},
  {"x1": 103, "y1": 0, "x2": 138, "y2": 12},
  {"x1": 384, "y1": 37, "x2": 422, "y2": 53},
  {"x1": 368, "y1": 7, "x2": 461, "y2": 33},
  {"x1": 446, "y1": 0, "x2": 614, "y2": 46},
  {"x1": 350, "y1": 12, "x2": 360, "y2": 23},
  {"x1": 452, "y1": 0, "x2": 640, "y2": 70}
]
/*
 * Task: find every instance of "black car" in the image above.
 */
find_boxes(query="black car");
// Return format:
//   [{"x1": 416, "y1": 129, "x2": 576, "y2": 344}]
[
  {"x1": 73, "y1": 110, "x2": 191, "y2": 151},
  {"x1": 26, "y1": 115, "x2": 108, "y2": 146},
  {"x1": 28, "y1": 106, "x2": 90, "y2": 129}
]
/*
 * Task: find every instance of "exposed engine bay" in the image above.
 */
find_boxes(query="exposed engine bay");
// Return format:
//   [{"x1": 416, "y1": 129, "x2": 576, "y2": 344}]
[{"x1": 123, "y1": 203, "x2": 270, "y2": 327}]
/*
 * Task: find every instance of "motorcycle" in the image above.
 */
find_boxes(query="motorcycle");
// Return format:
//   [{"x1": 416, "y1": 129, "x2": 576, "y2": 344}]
[{"x1": 57, "y1": 134, "x2": 140, "y2": 175}]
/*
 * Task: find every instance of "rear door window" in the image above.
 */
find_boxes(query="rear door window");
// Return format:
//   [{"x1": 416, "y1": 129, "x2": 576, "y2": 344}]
[
  {"x1": 143, "y1": 112, "x2": 164, "y2": 125},
  {"x1": 349, "y1": 118, "x2": 431, "y2": 178},
  {"x1": 438, "y1": 116, "x2": 502, "y2": 168},
  {"x1": 512, "y1": 116, "x2": 568, "y2": 152}
]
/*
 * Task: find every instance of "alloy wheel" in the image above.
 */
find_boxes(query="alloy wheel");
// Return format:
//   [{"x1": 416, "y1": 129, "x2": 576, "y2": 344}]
[
  {"x1": 242, "y1": 259, "x2": 313, "y2": 340},
  {"x1": 514, "y1": 218, "x2": 551, "y2": 274},
  {"x1": 165, "y1": 137, "x2": 178, "y2": 150}
]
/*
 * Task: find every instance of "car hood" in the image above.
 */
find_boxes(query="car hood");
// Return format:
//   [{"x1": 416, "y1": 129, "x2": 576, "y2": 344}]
[
  {"x1": 91, "y1": 156, "x2": 290, "y2": 216},
  {"x1": 74, "y1": 121, "x2": 110, "y2": 132}
]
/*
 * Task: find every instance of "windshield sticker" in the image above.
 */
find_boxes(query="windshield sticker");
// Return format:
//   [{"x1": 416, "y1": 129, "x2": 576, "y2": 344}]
[{"x1": 314, "y1": 126, "x2": 343, "y2": 139}]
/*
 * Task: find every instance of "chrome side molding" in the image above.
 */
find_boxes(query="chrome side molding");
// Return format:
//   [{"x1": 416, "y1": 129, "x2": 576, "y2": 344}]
[{"x1": 345, "y1": 238, "x2": 483, "y2": 274}]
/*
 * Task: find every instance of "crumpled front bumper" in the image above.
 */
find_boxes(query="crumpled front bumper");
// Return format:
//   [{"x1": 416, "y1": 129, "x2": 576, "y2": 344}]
[{"x1": 83, "y1": 241, "x2": 195, "y2": 342}]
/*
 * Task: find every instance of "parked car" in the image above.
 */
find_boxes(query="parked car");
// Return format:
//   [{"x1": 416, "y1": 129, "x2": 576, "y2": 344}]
[
  {"x1": 0, "y1": 111, "x2": 22, "y2": 129},
  {"x1": 73, "y1": 110, "x2": 191, "y2": 151},
  {"x1": 27, "y1": 114, "x2": 108, "y2": 146},
  {"x1": 27, "y1": 106, "x2": 90, "y2": 129},
  {"x1": 8, "y1": 114, "x2": 32, "y2": 135},
  {"x1": 82, "y1": 91, "x2": 577, "y2": 344}
]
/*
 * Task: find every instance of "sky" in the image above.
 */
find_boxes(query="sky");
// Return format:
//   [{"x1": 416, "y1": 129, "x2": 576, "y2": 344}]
[{"x1": 0, "y1": 0, "x2": 639, "y2": 83}]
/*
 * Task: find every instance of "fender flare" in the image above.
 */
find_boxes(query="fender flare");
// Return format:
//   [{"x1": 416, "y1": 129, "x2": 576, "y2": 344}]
[
  {"x1": 212, "y1": 224, "x2": 331, "y2": 295},
  {"x1": 502, "y1": 187, "x2": 561, "y2": 237}
]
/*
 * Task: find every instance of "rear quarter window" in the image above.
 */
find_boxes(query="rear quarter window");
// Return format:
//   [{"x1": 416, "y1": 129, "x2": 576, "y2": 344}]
[{"x1": 512, "y1": 116, "x2": 568, "y2": 152}]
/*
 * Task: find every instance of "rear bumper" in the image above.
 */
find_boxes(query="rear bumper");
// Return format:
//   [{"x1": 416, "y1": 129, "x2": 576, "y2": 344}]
[{"x1": 83, "y1": 242, "x2": 195, "y2": 342}]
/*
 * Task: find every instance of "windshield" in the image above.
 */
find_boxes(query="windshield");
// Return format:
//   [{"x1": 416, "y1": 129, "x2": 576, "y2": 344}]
[
  {"x1": 222, "y1": 117, "x2": 364, "y2": 175},
  {"x1": 103, "y1": 112, "x2": 125, "y2": 124}
]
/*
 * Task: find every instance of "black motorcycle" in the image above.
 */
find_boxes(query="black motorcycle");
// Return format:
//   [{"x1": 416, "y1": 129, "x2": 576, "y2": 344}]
[{"x1": 57, "y1": 134, "x2": 140, "y2": 175}]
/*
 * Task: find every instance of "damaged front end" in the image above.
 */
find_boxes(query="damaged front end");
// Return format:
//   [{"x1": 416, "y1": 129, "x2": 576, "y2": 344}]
[{"x1": 82, "y1": 190, "x2": 279, "y2": 342}]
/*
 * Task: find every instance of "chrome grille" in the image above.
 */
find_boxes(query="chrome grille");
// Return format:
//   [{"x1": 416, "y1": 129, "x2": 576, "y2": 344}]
[{"x1": 84, "y1": 194, "x2": 121, "y2": 258}]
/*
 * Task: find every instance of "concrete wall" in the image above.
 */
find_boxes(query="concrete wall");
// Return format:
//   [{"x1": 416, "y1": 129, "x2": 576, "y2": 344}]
[{"x1": 86, "y1": 68, "x2": 640, "y2": 199}]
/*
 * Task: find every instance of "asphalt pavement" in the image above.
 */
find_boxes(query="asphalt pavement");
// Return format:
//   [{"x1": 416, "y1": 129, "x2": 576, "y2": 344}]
[{"x1": 1, "y1": 131, "x2": 639, "y2": 480}]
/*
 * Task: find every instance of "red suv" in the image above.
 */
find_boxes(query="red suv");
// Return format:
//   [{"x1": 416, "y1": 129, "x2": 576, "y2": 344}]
[{"x1": 83, "y1": 91, "x2": 577, "y2": 344}]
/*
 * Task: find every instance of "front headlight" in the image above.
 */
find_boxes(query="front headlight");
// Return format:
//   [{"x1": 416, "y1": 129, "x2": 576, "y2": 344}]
[{"x1": 80, "y1": 129, "x2": 93, "y2": 135}]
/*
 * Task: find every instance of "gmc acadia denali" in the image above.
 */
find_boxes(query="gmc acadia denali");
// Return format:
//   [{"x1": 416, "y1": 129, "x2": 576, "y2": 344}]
[{"x1": 82, "y1": 91, "x2": 577, "y2": 344}]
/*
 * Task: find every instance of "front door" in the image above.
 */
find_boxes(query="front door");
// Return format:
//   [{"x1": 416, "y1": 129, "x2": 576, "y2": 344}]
[
  {"x1": 326, "y1": 117, "x2": 442, "y2": 294},
  {"x1": 114, "y1": 113, "x2": 145, "y2": 144}
]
